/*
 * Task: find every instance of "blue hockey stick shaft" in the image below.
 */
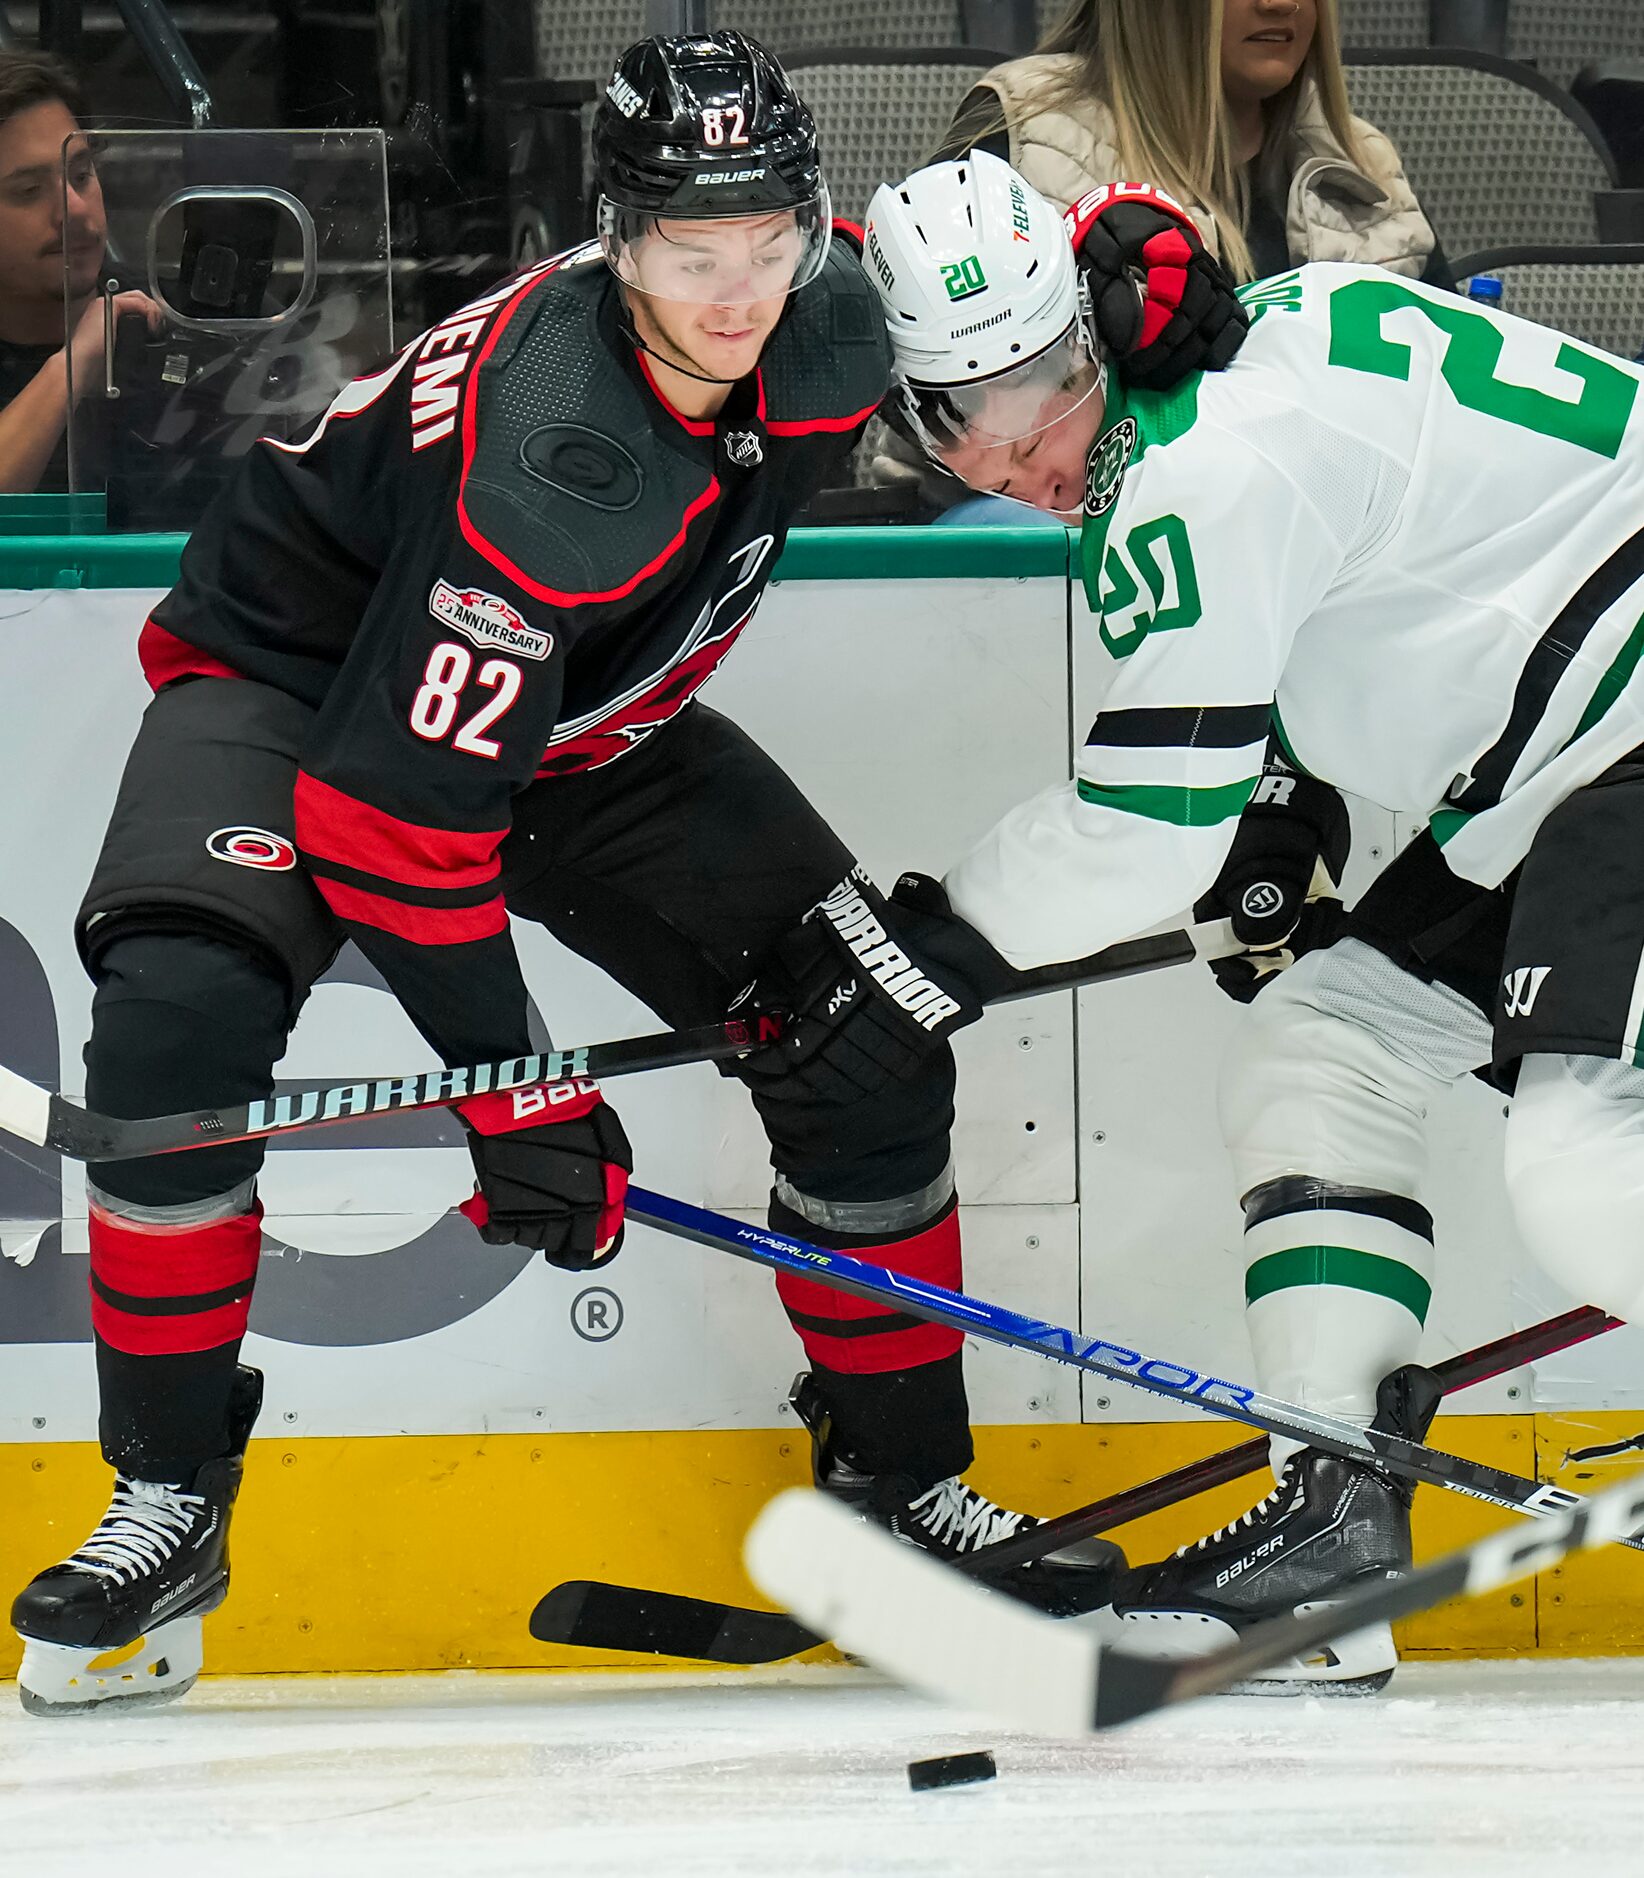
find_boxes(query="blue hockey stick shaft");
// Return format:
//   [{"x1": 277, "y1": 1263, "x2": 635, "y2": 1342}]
[
  {"x1": 626, "y1": 1185, "x2": 1641, "y2": 1546},
  {"x1": 627, "y1": 1185, "x2": 1266, "y2": 1419}
]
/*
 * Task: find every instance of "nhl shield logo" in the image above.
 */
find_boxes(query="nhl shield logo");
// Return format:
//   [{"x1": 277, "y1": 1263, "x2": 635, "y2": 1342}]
[
  {"x1": 724, "y1": 428, "x2": 764, "y2": 468},
  {"x1": 1084, "y1": 415, "x2": 1138, "y2": 518}
]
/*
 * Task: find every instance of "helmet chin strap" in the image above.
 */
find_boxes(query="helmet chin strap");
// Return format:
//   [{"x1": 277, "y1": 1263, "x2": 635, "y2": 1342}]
[{"x1": 617, "y1": 291, "x2": 746, "y2": 387}]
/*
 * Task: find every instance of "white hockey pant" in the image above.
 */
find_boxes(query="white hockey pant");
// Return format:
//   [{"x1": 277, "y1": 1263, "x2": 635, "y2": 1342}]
[
  {"x1": 1223, "y1": 938, "x2": 1644, "y2": 1472},
  {"x1": 1505, "y1": 1054, "x2": 1644, "y2": 1323}
]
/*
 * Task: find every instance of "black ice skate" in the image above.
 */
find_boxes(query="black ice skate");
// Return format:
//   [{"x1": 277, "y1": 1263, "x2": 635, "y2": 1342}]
[
  {"x1": 12, "y1": 1365, "x2": 264, "y2": 1716},
  {"x1": 1108, "y1": 1365, "x2": 1443, "y2": 1694},
  {"x1": 790, "y1": 1372, "x2": 1125, "y2": 1617}
]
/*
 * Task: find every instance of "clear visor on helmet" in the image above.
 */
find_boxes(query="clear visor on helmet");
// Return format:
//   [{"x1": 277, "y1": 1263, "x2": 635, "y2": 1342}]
[
  {"x1": 902, "y1": 316, "x2": 1104, "y2": 463},
  {"x1": 598, "y1": 191, "x2": 832, "y2": 304}
]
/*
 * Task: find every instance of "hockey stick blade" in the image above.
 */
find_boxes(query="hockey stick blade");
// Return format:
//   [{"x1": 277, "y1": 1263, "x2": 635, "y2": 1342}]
[
  {"x1": 532, "y1": 1304, "x2": 1621, "y2": 1663},
  {"x1": 748, "y1": 1469, "x2": 1644, "y2": 1737},
  {"x1": 528, "y1": 1587, "x2": 815, "y2": 1667},
  {"x1": 0, "y1": 918, "x2": 1237, "y2": 1163},
  {"x1": 528, "y1": 1580, "x2": 819, "y2": 1664},
  {"x1": 627, "y1": 1187, "x2": 1644, "y2": 1554},
  {"x1": 747, "y1": 1490, "x2": 1108, "y2": 1738}
]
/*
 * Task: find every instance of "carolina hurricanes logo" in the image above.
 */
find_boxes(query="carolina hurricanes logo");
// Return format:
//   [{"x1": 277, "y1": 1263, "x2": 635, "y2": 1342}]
[
  {"x1": 537, "y1": 536, "x2": 775, "y2": 777},
  {"x1": 206, "y1": 826, "x2": 297, "y2": 872}
]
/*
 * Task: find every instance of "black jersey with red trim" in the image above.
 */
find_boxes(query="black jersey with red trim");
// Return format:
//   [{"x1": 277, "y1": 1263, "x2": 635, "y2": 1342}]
[{"x1": 139, "y1": 231, "x2": 889, "y2": 1069}]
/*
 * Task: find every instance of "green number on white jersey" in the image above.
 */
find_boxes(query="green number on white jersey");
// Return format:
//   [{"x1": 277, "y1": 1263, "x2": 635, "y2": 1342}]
[
  {"x1": 1099, "y1": 513, "x2": 1202, "y2": 657},
  {"x1": 1327, "y1": 276, "x2": 1639, "y2": 459}
]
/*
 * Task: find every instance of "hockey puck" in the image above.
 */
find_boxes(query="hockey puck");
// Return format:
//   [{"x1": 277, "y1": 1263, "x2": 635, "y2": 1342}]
[{"x1": 907, "y1": 1750, "x2": 997, "y2": 1791}]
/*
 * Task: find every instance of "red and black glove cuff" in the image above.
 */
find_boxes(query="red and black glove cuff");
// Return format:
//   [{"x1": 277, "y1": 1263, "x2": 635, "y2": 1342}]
[
  {"x1": 459, "y1": 1079, "x2": 605, "y2": 1136},
  {"x1": 1065, "y1": 182, "x2": 1249, "y2": 394},
  {"x1": 457, "y1": 1079, "x2": 630, "y2": 1267}
]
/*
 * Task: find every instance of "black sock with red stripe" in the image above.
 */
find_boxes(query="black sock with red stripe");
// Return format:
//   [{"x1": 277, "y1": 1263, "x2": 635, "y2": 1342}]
[
  {"x1": 81, "y1": 932, "x2": 289, "y2": 1480},
  {"x1": 771, "y1": 1191, "x2": 974, "y2": 1486},
  {"x1": 89, "y1": 1204, "x2": 262, "y2": 1479}
]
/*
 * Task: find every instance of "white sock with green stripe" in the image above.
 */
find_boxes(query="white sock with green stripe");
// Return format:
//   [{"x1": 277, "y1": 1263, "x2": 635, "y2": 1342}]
[{"x1": 1242, "y1": 1176, "x2": 1434, "y2": 1476}]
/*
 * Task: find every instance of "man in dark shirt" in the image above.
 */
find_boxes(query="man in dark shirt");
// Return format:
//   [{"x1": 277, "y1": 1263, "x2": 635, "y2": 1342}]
[{"x1": 0, "y1": 50, "x2": 156, "y2": 493}]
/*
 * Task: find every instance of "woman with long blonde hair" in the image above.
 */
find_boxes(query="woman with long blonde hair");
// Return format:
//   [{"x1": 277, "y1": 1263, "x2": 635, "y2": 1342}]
[{"x1": 939, "y1": 0, "x2": 1451, "y2": 286}]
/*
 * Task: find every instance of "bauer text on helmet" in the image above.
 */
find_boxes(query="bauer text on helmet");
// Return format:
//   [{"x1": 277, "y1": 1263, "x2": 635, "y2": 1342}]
[{"x1": 865, "y1": 153, "x2": 1107, "y2": 517}]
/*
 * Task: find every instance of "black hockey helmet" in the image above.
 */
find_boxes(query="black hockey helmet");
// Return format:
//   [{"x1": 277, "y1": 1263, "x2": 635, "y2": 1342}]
[{"x1": 593, "y1": 31, "x2": 832, "y2": 303}]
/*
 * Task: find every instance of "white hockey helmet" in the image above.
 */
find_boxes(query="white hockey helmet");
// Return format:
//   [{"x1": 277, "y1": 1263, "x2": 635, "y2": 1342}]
[{"x1": 864, "y1": 150, "x2": 1105, "y2": 468}]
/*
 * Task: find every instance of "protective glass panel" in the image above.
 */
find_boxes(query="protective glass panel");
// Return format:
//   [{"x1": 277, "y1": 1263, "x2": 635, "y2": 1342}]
[{"x1": 65, "y1": 129, "x2": 392, "y2": 534}]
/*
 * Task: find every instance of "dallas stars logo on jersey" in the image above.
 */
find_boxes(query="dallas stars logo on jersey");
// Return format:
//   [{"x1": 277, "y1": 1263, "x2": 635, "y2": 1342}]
[{"x1": 1084, "y1": 416, "x2": 1137, "y2": 518}]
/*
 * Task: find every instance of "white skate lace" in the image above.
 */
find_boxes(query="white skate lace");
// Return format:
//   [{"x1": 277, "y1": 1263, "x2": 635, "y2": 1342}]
[
  {"x1": 66, "y1": 1478, "x2": 204, "y2": 1586},
  {"x1": 907, "y1": 1477, "x2": 1029, "y2": 1553},
  {"x1": 1173, "y1": 1463, "x2": 1298, "y2": 1559}
]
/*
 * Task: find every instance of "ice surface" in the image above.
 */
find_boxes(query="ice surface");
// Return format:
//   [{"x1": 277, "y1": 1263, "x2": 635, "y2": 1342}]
[{"x1": 2, "y1": 1658, "x2": 1641, "y2": 1878}]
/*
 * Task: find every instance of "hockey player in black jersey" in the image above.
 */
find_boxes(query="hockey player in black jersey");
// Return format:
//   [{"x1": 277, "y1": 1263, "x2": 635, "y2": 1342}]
[{"x1": 10, "y1": 33, "x2": 1251, "y2": 1715}]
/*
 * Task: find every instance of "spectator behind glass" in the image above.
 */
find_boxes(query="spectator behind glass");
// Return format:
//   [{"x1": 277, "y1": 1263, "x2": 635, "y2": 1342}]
[
  {"x1": 0, "y1": 50, "x2": 158, "y2": 494},
  {"x1": 938, "y1": 0, "x2": 1454, "y2": 288}
]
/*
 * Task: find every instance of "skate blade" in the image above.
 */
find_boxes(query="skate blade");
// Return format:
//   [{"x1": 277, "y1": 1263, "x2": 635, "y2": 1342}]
[
  {"x1": 17, "y1": 1619, "x2": 203, "y2": 1717},
  {"x1": 1103, "y1": 1603, "x2": 1398, "y2": 1695}
]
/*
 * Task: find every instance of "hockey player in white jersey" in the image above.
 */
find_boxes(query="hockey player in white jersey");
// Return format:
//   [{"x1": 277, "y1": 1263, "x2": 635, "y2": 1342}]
[{"x1": 800, "y1": 150, "x2": 1644, "y2": 1690}]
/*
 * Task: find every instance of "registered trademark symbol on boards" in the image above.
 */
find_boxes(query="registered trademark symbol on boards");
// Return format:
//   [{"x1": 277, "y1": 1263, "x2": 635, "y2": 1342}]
[{"x1": 571, "y1": 1287, "x2": 624, "y2": 1342}]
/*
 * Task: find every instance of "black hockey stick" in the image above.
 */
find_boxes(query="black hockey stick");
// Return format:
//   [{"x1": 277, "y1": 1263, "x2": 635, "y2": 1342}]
[
  {"x1": 0, "y1": 918, "x2": 1237, "y2": 1163},
  {"x1": 528, "y1": 1579, "x2": 811, "y2": 1664},
  {"x1": 746, "y1": 1463, "x2": 1644, "y2": 1736},
  {"x1": 527, "y1": 1304, "x2": 1621, "y2": 1664},
  {"x1": 0, "y1": 1018, "x2": 776, "y2": 1165}
]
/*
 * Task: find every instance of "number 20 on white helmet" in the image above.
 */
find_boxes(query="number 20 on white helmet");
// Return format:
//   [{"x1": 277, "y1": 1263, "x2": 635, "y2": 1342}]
[{"x1": 864, "y1": 151, "x2": 1107, "y2": 513}]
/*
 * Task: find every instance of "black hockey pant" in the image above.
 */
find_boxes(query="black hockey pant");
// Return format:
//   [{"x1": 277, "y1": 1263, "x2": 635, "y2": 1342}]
[{"x1": 77, "y1": 680, "x2": 972, "y2": 1483}]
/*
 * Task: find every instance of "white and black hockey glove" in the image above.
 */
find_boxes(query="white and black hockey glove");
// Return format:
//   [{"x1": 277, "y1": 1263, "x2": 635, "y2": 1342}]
[
  {"x1": 458, "y1": 1081, "x2": 632, "y2": 1269},
  {"x1": 736, "y1": 870, "x2": 1019, "y2": 1105},
  {"x1": 1068, "y1": 183, "x2": 1249, "y2": 393},
  {"x1": 1195, "y1": 762, "x2": 1350, "y2": 1003}
]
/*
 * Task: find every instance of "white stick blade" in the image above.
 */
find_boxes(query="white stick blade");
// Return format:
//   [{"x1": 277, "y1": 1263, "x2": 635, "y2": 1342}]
[
  {"x1": 0, "y1": 1063, "x2": 53, "y2": 1147},
  {"x1": 745, "y1": 1489, "x2": 1103, "y2": 1739}
]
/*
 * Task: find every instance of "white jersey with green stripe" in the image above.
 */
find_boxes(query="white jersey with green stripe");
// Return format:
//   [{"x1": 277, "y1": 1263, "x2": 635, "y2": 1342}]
[{"x1": 944, "y1": 260, "x2": 1644, "y2": 969}]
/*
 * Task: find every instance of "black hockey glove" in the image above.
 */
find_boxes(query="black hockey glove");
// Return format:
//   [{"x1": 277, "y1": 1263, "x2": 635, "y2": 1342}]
[
  {"x1": 1195, "y1": 764, "x2": 1351, "y2": 1003},
  {"x1": 735, "y1": 869, "x2": 1020, "y2": 1105},
  {"x1": 1067, "y1": 183, "x2": 1249, "y2": 393},
  {"x1": 458, "y1": 1081, "x2": 632, "y2": 1269}
]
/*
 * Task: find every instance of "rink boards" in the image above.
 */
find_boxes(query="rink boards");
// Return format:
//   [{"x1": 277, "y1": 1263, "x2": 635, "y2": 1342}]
[{"x1": 2, "y1": 526, "x2": 1643, "y2": 1676}]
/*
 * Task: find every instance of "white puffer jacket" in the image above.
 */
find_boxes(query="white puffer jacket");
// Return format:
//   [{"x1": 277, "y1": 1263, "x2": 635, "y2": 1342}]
[{"x1": 975, "y1": 54, "x2": 1439, "y2": 278}]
